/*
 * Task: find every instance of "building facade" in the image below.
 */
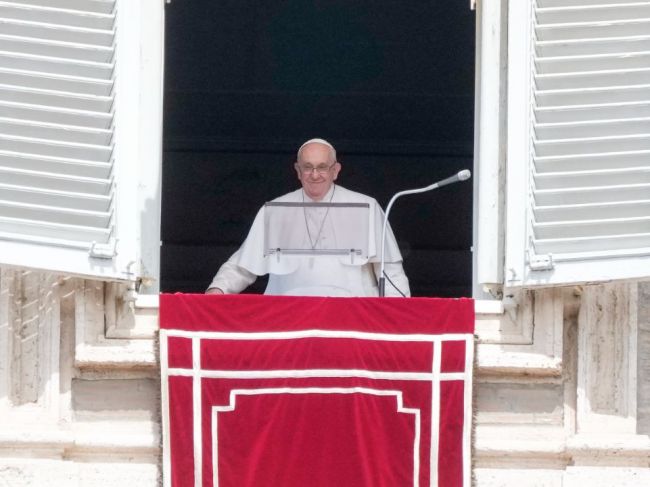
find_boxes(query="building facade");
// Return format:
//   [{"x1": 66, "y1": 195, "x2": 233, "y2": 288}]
[{"x1": 1, "y1": 0, "x2": 649, "y2": 485}]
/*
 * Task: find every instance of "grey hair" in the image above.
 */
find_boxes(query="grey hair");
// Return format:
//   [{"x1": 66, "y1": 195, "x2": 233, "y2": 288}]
[{"x1": 297, "y1": 138, "x2": 337, "y2": 163}]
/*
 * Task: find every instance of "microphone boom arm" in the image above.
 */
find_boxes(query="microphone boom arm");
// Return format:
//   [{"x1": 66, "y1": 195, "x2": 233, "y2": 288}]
[{"x1": 379, "y1": 170, "x2": 471, "y2": 297}]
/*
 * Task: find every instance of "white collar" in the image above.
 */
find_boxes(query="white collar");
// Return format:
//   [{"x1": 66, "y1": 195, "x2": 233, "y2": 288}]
[{"x1": 302, "y1": 184, "x2": 335, "y2": 203}]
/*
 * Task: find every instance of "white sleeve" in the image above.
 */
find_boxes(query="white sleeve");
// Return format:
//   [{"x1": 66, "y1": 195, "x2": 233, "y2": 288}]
[
  {"x1": 207, "y1": 249, "x2": 258, "y2": 294},
  {"x1": 372, "y1": 261, "x2": 411, "y2": 297}
]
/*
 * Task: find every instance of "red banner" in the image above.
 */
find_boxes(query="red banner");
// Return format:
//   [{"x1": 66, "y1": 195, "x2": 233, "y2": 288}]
[{"x1": 160, "y1": 294, "x2": 474, "y2": 487}]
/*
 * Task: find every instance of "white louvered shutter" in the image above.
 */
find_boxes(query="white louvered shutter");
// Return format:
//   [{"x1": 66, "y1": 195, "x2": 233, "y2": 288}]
[
  {"x1": 505, "y1": 0, "x2": 650, "y2": 287},
  {"x1": 0, "y1": 0, "x2": 161, "y2": 281}
]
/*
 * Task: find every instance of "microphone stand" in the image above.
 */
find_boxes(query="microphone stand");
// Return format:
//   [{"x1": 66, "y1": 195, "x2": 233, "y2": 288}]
[{"x1": 379, "y1": 170, "x2": 471, "y2": 297}]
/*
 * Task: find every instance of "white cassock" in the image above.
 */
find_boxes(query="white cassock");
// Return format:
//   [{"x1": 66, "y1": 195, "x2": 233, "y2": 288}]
[{"x1": 208, "y1": 185, "x2": 410, "y2": 297}]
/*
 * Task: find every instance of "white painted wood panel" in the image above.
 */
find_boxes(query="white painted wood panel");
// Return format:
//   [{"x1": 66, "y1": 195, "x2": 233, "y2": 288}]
[
  {"x1": 0, "y1": 0, "x2": 163, "y2": 284},
  {"x1": 0, "y1": 0, "x2": 118, "y2": 272},
  {"x1": 505, "y1": 0, "x2": 650, "y2": 286}
]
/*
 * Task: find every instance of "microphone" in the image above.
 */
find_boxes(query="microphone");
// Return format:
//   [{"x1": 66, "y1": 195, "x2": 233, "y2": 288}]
[
  {"x1": 437, "y1": 169, "x2": 471, "y2": 187},
  {"x1": 379, "y1": 169, "x2": 472, "y2": 297}
]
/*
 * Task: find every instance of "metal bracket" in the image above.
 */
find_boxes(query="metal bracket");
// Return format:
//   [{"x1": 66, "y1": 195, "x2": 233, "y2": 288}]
[
  {"x1": 529, "y1": 253, "x2": 554, "y2": 271},
  {"x1": 89, "y1": 239, "x2": 117, "y2": 259}
]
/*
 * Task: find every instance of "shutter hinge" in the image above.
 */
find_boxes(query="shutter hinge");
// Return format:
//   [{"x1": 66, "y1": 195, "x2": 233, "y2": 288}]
[
  {"x1": 89, "y1": 240, "x2": 117, "y2": 259},
  {"x1": 529, "y1": 253, "x2": 554, "y2": 271}
]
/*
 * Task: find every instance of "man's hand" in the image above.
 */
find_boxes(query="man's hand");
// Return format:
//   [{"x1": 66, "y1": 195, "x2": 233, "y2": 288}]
[{"x1": 205, "y1": 287, "x2": 224, "y2": 295}]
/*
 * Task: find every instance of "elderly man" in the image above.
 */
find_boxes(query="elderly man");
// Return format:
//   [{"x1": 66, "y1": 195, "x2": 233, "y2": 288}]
[{"x1": 206, "y1": 138, "x2": 410, "y2": 297}]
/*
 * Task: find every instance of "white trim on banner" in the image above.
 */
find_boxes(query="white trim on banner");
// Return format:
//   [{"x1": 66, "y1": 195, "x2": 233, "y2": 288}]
[
  {"x1": 430, "y1": 339, "x2": 442, "y2": 487},
  {"x1": 161, "y1": 330, "x2": 474, "y2": 487},
  {"x1": 167, "y1": 368, "x2": 468, "y2": 382},
  {"x1": 164, "y1": 329, "x2": 471, "y2": 342},
  {"x1": 160, "y1": 329, "x2": 172, "y2": 487},
  {"x1": 463, "y1": 335, "x2": 474, "y2": 487},
  {"x1": 211, "y1": 388, "x2": 421, "y2": 487},
  {"x1": 192, "y1": 337, "x2": 202, "y2": 487}
]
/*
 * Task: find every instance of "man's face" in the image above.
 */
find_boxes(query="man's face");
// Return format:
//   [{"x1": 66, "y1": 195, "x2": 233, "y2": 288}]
[{"x1": 295, "y1": 143, "x2": 341, "y2": 201}]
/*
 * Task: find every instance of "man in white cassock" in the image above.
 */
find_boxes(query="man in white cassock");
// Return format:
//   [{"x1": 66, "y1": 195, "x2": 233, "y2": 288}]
[{"x1": 206, "y1": 138, "x2": 410, "y2": 297}]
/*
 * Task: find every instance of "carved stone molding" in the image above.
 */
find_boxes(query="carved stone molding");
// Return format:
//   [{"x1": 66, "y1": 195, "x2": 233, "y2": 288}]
[
  {"x1": 476, "y1": 288, "x2": 564, "y2": 376},
  {"x1": 0, "y1": 269, "x2": 61, "y2": 422},
  {"x1": 74, "y1": 280, "x2": 156, "y2": 370},
  {"x1": 104, "y1": 282, "x2": 158, "y2": 339},
  {"x1": 0, "y1": 269, "x2": 160, "y2": 474}
]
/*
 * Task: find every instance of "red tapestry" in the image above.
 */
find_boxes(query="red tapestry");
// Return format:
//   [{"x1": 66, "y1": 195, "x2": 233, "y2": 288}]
[{"x1": 160, "y1": 294, "x2": 475, "y2": 487}]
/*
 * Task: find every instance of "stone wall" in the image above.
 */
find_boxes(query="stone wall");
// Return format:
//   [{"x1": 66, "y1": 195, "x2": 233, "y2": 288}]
[
  {"x1": 0, "y1": 269, "x2": 159, "y2": 486},
  {"x1": 1, "y1": 268, "x2": 648, "y2": 485}
]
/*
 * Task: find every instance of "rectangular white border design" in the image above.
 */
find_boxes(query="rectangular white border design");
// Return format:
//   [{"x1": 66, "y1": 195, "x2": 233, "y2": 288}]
[
  {"x1": 192, "y1": 337, "x2": 202, "y2": 487},
  {"x1": 161, "y1": 329, "x2": 474, "y2": 487},
  {"x1": 462, "y1": 333, "x2": 474, "y2": 487},
  {"x1": 430, "y1": 340, "x2": 442, "y2": 487},
  {"x1": 160, "y1": 329, "x2": 172, "y2": 484},
  {"x1": 163, "y1": 329, "x2": 471, "y2": 341},
  {"x1": 211, "y1": 388, "x2": 421, "y2": 487}
]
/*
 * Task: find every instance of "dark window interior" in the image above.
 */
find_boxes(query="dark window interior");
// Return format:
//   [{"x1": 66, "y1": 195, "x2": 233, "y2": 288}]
[{"x1": 162, "y1": 0, "x2": 475, "y2": 296}]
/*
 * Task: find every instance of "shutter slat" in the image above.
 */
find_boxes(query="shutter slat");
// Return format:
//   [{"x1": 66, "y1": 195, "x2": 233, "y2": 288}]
[
  {"x1": 0, "y1": 183, "x2": 111, "y2": 211},
  {"x1": 0, "y1": 134, "x2": 111, "y2": 161},
  {"x1": 0, "y1": 83, "x2": 113, "y2": 112},
  {"x1": 540, "y1": 0, "x2": 648, "y2": 7},
  {"x1": 534, "y1": 233, "x2": 650, "y2": 254},
  {"x1": 534, "y1": 167, "x2": 650, "y2": 188},
  {"x1": 0, "y1": 19, "x2": 114, "y2": 45},
  {"x1": 535, "y1": 183, "x2": 650, "y2": 206},
  {"x1": 537, "y1": 4, "x2": 650, "y2": 25},
  {"x1": 537, "y1": 85, "x2": 650, "y2": 106},
  {"x1": 0, "y1": 166, "x2": 111, "y2": 194},
  {"x1": 0, "y1": 117, "x2": 112, "y2": 145},
  {"x1": 537, "y1": 35, "x2": 650, "y2": 57},
  {"x1": 0, "y1": 151, "x2": 111, "y2": 178},
  {"x1": 534, "y1": 133, "x2": 650, "y2": 156},
  {"x1": 536, "y1": 51, "x2": 650, "y2": 73},
  {"x1": 536, "y1": 19, "x2": 650, "y2": 41},
  {"x1": 0, "y1": 101, "x2": 112, "y2": 128},
  {"x1": 0, "y1": 51, "x2": 113, "y2": 79},
  {"x1": 535, "y1": 200, "x2": 650, "y2": 222},
  {"x1": 0, "y1": 3, "x2": 115, "y2": 30},
  {"x1": 0, "y1": 68, "x2": 112, "y2": 95},
  {"x1": 535, "y1": 117, "x2": 650, "y2": 139},
  {"x1": 535, "y1": 101, "x2": 650, "y2": 123},
  {"x1": 9, "y1": 0, "x2": 114, "y2": 15},
  {"x1": 0, "y1": 215, "x2": 111, "y2": 242},
  {"x1": 536, "y1": 68, "x2": 650, "y2": 90},
  {"x1": 534, "y1": 216, "x2": 650, "y2": 239},
  {"x1": 0, "y1": 231, "x2": 95, "y2": 249},
  {"x1": 535, "y1": 150, "x2": 650, "y2": 172},
  {"x1": 0, "y1": 34, "x2": 113, "y2": 62},
  {"x1": 0, "y1": 199, "x2": 110, "y2": 227}
]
